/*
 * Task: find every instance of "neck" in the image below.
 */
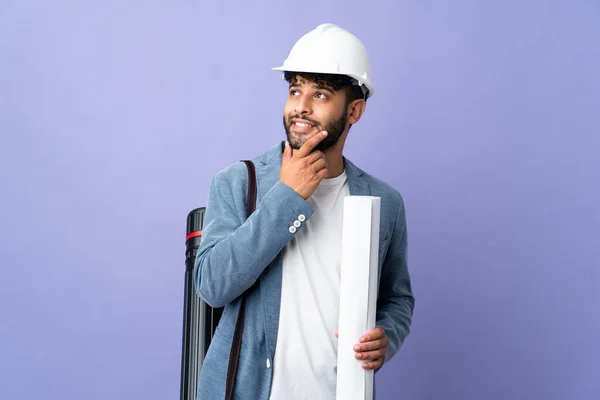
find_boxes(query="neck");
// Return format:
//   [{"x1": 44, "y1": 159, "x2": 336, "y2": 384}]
[
  {"x1": 323, "y1": 149, "x2": 345, "y2": 178},
  {"x1": 322, "y1": 132, "x2": 348, "y2": 178}
]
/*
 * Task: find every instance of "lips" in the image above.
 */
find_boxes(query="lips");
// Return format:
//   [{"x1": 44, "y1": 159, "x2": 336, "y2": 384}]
[
  {"x1": 290, "y1": 118, "x2": 318, "y2": 133},
  {"x1": 291, "y1": 118, "x2": 315, "y2": 127},
  {"x1": 294, "y1": 121, "x2": 312, "y2": 128}
]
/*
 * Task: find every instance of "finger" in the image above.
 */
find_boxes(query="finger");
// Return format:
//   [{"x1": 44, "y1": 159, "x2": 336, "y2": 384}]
[
  {"x1": 355, "y1": 349, "x2": 386, "y2": 361},
  {"x1": 311, "y1": 158, "x2": 327, "y2": 173},
  {"x1": 359, "y1": 327, "x2": 386, "y2": 343},
  {"x1": 335, "y1": 332, "x2": 339, "y2": 338},
  {"x1": 306, "y1": 149, "x2": 326, "y2": 164},
  {"x1": 295, "y1": 131, "x2": 328, "y2": 158},
  {"x1": 361, "y1": 359, "x2": 383, "y2": 370},
  {"x1": 315, "y1": 166, "x2": 328, "y2": 180},
  {"x1": 282, "y1": 140, "x2": 292, "y2": 162},
  {"x1": 354, "y1": 338, "x2": 385, "y2": 352}
]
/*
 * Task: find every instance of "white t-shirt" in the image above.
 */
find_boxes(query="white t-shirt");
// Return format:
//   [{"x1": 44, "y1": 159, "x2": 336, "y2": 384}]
[{"x1": 269, "y1": 171, "x2": 349, "y2": 400}]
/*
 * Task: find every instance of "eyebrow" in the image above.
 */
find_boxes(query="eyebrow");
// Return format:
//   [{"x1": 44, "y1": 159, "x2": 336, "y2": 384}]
[{"x1": 289, "y1": 82, "x2": 335, "y2": 94}]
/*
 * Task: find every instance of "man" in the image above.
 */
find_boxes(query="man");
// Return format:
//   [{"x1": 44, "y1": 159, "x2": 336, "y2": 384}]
[{"x1": 194, "y1": 23, "x2": 414, "y2": 399}]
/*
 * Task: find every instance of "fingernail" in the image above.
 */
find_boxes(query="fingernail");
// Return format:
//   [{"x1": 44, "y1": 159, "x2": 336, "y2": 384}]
[
  {"x1": 360, "y1": 337, "x2": 365, "y2": 342},
  {"x1": 322, "y1": 131, "x2": 328, "y2": 136},
  {"x1": 354, "y1": 345, "x2": 360, "y2": 351}
]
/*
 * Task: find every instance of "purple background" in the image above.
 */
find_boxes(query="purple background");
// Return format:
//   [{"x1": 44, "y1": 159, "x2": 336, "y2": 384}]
[{"x1": 1, "y1": 1, "x2": 599, "y2": 399}]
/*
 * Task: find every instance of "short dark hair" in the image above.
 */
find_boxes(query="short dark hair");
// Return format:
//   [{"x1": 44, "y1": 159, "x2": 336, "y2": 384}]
[{"x1": 284, "y1": 71, "x2": 368, "y2": 105}]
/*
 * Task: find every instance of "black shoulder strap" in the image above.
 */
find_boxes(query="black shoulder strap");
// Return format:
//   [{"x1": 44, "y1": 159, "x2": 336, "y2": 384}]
[
  {"x1": 242, "y1": 160, "x2": 257, "y2": 217},
  {"x1": 224, "y1": 160, "x2": 256, "y2": 400}
]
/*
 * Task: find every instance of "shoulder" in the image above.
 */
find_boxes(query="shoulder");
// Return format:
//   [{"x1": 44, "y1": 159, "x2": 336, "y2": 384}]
[
  {"x1": 345, "y1": 159, "x2": 407, "y2": 236},
  {"x1": 206, "y1": 162, "x2": 247, "y2": 202},
  {"x1": 366, "y1": 171, "x2": 404, "y2": 202},
  {"x1": 212, "y1": 161, "x2": 248, "y2": 184},
  {"x1": 367, "y1": 172, "x2": 407, "y2": 223},
  {"x1": 348, "y1": 159, "x2": 406, "y2": 211},
  {"x1": 209, "y1": 143, "x2": 279, "y2": 192}
]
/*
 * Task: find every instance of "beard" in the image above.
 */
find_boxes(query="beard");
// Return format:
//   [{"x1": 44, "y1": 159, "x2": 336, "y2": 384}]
[{"x1": 283, "y1": 108, "x2": 348, "y2": 153}]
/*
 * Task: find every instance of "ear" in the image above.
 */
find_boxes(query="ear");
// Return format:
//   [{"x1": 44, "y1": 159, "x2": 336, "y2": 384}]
[{"x1": 347, "y1": 99, "x2": 367, "y2": 125}]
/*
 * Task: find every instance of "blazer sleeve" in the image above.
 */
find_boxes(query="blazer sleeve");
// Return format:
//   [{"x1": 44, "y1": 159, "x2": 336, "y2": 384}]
[
  {"x1": 375, "y1": 198, "x2": 415, "y2": 367},
  {"x1": 194, "y1": 170, "x2": 314, "y2": 308}
]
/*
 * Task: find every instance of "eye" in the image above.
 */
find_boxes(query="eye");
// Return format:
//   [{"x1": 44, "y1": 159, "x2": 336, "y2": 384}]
[
  {"x1": 290, "y1": 89, "x2": 300, "y2": 96},
  {"x1": 316, "y1": 92, "x2": 327, "y2": 99}
]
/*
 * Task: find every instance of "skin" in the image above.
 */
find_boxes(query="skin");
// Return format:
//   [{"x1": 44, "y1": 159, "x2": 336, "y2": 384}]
[
  {"x1": 282, "y1": 75, "x2": 365, "y2": 180},
  {"x1": 279, "y1": 75, "x2": 389, "y2": 370}
]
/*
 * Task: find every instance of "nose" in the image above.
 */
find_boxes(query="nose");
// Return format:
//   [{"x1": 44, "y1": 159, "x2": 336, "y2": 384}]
[{"x1": 295, "y1": 94, "x2": 312, "y2": 115}]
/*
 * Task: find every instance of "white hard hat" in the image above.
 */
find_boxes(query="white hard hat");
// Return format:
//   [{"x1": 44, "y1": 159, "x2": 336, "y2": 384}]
[{"x1": 273, "y1": 23, "x2": 375, "y2": 98}]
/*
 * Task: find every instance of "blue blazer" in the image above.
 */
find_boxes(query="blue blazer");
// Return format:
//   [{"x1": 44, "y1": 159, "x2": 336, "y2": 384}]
[{"x1": 194, "y1": 142, "x2": 414, "y2": 399}]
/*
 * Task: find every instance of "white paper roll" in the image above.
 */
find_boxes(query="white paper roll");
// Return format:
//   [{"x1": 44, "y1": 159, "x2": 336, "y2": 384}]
[{"x1": 336, "y1": 196, "x2": 381, "y2": 400}]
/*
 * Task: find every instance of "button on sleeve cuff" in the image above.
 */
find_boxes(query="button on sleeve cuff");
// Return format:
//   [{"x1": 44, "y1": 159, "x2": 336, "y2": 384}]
[{"x1": 262, "y1": 181, "x2": 314, "y2": 237}]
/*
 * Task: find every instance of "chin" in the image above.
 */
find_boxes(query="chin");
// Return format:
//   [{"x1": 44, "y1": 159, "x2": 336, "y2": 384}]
[
  {"x1": 288, "y1": 137, "x2": 304, "y2": 150},
  {"x1": 286, "y1": 130, "x2": 310, "y2": 149}
]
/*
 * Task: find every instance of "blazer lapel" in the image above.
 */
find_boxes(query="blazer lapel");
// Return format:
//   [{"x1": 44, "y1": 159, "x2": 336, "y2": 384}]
[
  {"x1": 255, "y1": 142, "x2": 285, "y2": 207},
  {"x1": 344, "y1": 157, "x2": 370, "y2": 196}
]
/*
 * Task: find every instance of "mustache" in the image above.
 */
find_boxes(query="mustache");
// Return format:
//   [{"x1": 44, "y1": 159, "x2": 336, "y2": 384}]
[{"x1": 287, "y1": 114, "x2": 321, "y2": 128}]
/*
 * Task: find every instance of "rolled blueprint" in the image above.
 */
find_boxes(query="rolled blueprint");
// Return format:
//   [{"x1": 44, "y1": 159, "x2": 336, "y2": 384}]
[{"x1": 336, "y1": 196, "x2": 381, "y2": 400}]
